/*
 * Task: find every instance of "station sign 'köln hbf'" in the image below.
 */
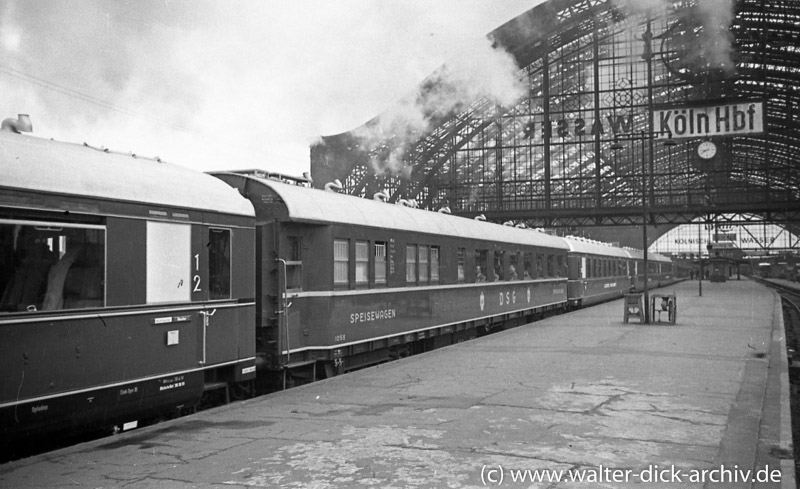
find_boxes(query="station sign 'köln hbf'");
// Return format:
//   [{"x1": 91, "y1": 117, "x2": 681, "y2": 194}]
[
  {"x1": 520, "y1": 100, "x2": 764, "y2": 141},
  {"x1": 654, "y1": 100, "x2": 765, "y2": 139}
]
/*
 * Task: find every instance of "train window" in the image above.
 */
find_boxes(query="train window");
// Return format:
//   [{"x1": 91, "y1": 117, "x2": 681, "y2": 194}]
[
  {"x1": 556, "y1": 256, "x2": 564, "y2": 278},
  {"x1": 475, "y1": 249, "x2": 488, "y2": 282},
  {"x1": 547, "y1": 255, "x2": 554, "y2": 278},
  {"x1": 288, "y1": 236, "x2": 302, "y2": 261},
  {"x1": 374, "y1": 242, "x2": 387, "y2": 285},
  {"x1": 536, "y1": 254, "x2": 544, "y2": 278},
  {"x1": 334, "y1": 239, "x2": 349, "y2": 285},
  {"x1": 457, "y1": 248, "x2": 465, "y2": 283},
  {"x1": 208, "y1": 228, "x2": 231, "y2": 299},
  {"x1": 0, "y1": 220, "x2": 106, "y2": 313},
  {"x1": 406, "y1": 245, "x2": 417, "y2": 283},
  {"x1": 430, "y1": 246, "x2": 440, "y2": 282},
  {"x1": 493, "y1": 251, "x2": 504, "y2": 281},
  {"x1": 509, "y1": 253, "x2": 519, "y2": 280},
  {"x1": 523, "y1": 252, "x2": 533, "y2": 279},
  {"x1": 147, "y1": 221, "x2": 190, "y2": 304},
  {"x1": 284, "y1": 236, "x2": 303, "y2": 291},
  {"x1": 355, "y1": 241, "x2": 369, "y2": 285},
  {"x1": 419, "y1": 246, "x2": 429, "y2": 282}
]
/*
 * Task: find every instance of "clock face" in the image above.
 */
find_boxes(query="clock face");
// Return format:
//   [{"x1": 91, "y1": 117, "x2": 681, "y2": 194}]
[{"x1": 697, "y1": 141, "x2": 717, "y2": 159}]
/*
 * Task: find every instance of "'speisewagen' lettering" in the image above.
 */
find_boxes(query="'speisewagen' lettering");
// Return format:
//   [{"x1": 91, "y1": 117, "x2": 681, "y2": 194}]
[{"x1": 350, "y1": 309, "x2": 397, "y2": 324}]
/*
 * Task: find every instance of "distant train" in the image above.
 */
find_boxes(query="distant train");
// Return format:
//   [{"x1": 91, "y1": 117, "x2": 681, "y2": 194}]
[{"x1": 0, "y1": 130, "x2": 681, "y2": 441}]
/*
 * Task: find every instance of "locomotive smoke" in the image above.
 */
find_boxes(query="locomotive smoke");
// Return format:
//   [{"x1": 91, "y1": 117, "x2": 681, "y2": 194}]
[{"x1": 355, "y1": 36, "x2": 526, "y2": 177}]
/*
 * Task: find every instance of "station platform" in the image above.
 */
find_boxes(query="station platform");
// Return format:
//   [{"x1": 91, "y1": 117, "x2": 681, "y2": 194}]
[
  {"x1": 766, "y1": 278, "x2": 800, "y2": 293},
  {"x1": 1, "y1": 279, "x2": 794, "y2": 488}
]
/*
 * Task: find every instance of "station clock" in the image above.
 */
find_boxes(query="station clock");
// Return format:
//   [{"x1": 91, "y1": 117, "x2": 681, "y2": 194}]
[{"x1": 697, "y1": 140, "x2": 717, "y2": 159}]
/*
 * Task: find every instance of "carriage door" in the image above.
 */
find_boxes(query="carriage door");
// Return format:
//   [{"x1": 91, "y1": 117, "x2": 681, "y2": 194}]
[
  {"x1": 194, "y1": 227, "x2": 232, "y2": 366},
  {"x1": 580, "y1": 256, "x2": 588, "y2": 293}
]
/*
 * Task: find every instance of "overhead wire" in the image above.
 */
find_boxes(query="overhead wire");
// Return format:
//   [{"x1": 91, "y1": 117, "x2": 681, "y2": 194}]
[{"x1": 0, "y1": 63, "x2": 190, "y2": 133}]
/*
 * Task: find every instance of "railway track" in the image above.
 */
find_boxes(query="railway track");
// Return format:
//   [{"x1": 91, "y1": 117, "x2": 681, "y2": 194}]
[{"x1": 755, "y1": 278, "x2": 800, "y2": 482}]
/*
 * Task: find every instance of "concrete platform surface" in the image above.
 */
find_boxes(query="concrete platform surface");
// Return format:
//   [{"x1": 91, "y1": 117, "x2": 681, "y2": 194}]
[{"x1": 0, "y1": 279, "x2": 794, "y2": 488}]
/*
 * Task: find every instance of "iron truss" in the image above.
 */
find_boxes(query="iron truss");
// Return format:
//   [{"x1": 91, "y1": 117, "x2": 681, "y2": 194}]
[{"x1": 310, "y1": 0, "x2": 800, "y2": 239}]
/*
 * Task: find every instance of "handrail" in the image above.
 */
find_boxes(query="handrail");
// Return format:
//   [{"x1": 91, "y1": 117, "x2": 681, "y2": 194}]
[
  {"x1": 198, "y1": 308, "x2": 216, "y2": 365},
  {"x1": 276, "y1": 259, "x2": 292, "y2": 364}
]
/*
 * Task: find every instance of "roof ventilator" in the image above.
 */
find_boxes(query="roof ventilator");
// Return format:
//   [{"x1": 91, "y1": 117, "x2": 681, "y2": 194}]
[
  {"x1": 1, "y1": 114, "x2": 32, "y2": 133},
  {"x1": 324, "y1": 179, "x2": 342, "y2": 192}
]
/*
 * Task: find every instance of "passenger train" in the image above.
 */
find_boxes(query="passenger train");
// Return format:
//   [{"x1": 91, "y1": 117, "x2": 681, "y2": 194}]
[{"x1": 0, "y1": 129, "x2": 681, "y2": 442}]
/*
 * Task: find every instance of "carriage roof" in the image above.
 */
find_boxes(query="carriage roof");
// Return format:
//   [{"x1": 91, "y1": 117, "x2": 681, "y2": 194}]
[
  {"x1": 561, "y1": 236, "x2": 631, "y2": 258},
  {"x1": 214, "y1": 172, "x2": 570, "y2": 250},
  {"x1": 0, "y1": 132, "x2": 253, "y2": 217}
]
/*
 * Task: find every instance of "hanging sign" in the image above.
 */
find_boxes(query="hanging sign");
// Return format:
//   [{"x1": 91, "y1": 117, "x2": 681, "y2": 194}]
[{"x1": 654, "y1": 100, "x2": 765, "y2": 139}]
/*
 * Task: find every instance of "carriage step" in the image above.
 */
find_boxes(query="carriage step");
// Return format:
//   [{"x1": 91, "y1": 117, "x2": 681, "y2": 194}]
[{"x1": 203, "y1": 381, "x2": 230, "y2": 404}]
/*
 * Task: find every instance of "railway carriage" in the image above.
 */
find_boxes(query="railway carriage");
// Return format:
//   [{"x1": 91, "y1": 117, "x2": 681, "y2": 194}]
[
  {"x1": 212, "y1": 170, "x2": 570, "y2": 381},
  {"x1": 563, "y1": 237, "x2": 680, "y2": 308},
  {"x1": 563, "y1": 237, "x2": 633, "y2": 307},
  {"x1": 0, "y1": 132, "x2": 256, "y2": 438},
  {"x1": 624, "y1": 248, "x2": 676, "y2": 289},
  {"x1": 650, "y1": 252, "x2": 677, "y2": 286},
  {"x1": 0, "y1": 128, "x2": 683, "y2": 445}
]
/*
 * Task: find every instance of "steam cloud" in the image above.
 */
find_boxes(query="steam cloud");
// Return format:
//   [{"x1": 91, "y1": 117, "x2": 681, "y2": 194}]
[
  {"x1": 355, "y1": 0, "x2": 736, "y2": 179},
  {"x1": 355, "y1": 36, "x2": 526, "y2": 177},
  {"x1": 695, "y1": 0, "x2": 735, "y2": 71},
  {"x1": 0, "y1": 1, "x2": 203, "y2": 135},
  {"x1": 612, "y1": 0, "x2": 736, "y2": 72}
]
